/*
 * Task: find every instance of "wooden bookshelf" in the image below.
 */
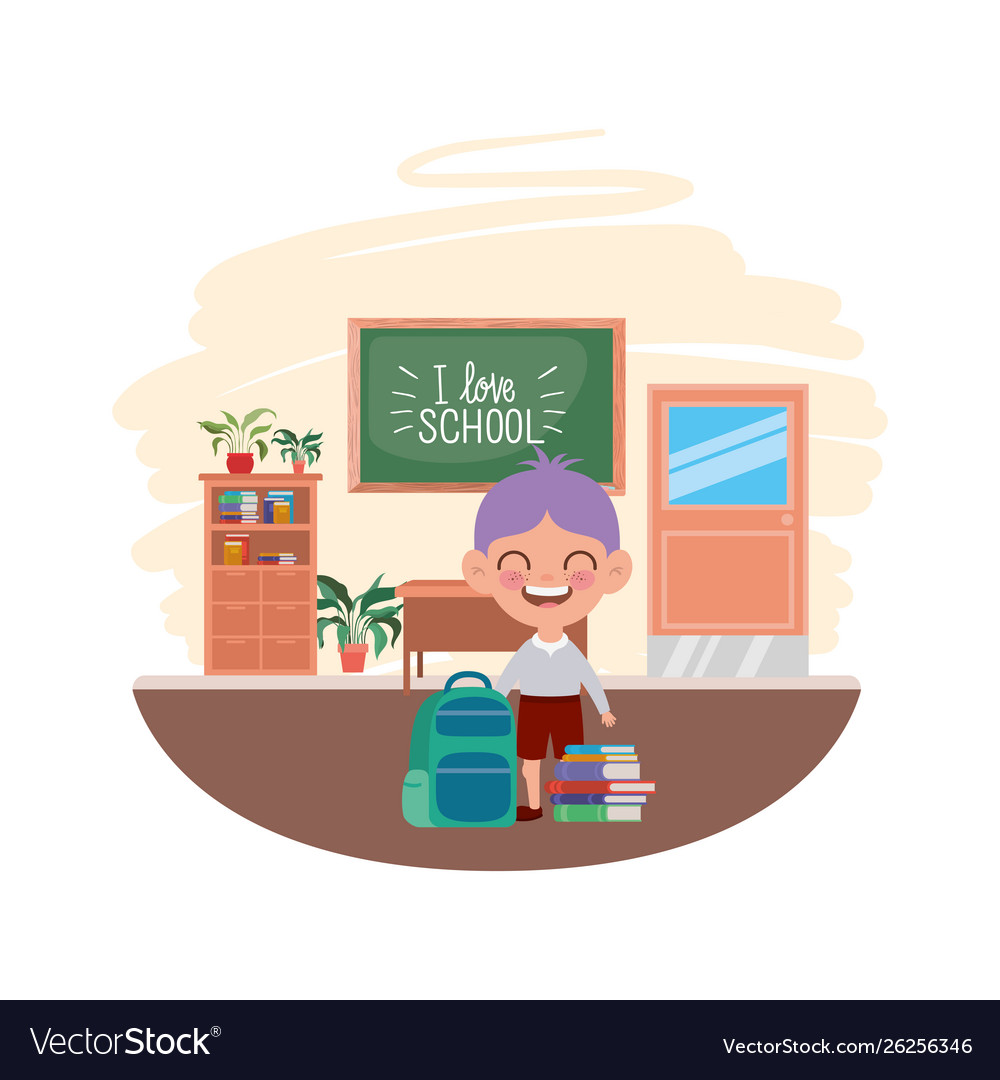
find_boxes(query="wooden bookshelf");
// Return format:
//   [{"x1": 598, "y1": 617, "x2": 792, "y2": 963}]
[{"x1": 200, "y1": 473, "x2": 322, "y2": 675}]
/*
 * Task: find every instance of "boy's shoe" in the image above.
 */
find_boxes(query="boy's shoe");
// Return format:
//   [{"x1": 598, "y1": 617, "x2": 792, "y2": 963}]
[{"x1": 516, "y1": 806, "x2": 543, "y2": 822}]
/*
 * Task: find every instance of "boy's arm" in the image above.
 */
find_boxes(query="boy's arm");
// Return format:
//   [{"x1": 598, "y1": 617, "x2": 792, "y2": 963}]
[
  {"x1": 576, "y1": 652, "x2": 611, "y2": 715},
  {"x1": 494, "y1": 649, "x2": 523, "y2": 698}
]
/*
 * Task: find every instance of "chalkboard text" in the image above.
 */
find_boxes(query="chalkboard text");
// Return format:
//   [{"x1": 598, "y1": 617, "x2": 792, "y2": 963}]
[{"x1": 418, "y1": 360, "x2": 544, "y2": 446}]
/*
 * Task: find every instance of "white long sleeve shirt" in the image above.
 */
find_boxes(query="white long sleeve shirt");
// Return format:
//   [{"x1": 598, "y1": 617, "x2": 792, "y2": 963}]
[{"x1": 494, "y1": 634, "x2": 610, "y2": 714}]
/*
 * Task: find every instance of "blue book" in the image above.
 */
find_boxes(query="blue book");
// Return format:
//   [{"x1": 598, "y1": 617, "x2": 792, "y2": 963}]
[
  {"x1": 549, "y1": 793, "x2": 647, "y2": 805},
  {"x1": 562, "y1": 744, "x2": 636, "y2": 755}
]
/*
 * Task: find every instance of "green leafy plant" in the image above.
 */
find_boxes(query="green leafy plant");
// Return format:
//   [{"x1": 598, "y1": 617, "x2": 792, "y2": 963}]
[
  {"x1": 197, "y1": 408, "x2": 277, "y2": 460},
  {"x1": 271, "y1": 427, "x2": 323, "y2": 465},
  {"x1": 317, "y1": 573, "x2": 402, "y2": 658}
]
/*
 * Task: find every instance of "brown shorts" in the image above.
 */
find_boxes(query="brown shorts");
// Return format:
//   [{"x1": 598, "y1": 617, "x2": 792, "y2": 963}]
[{"x1": 516, "y1": 695, "x2": 584, "y2": 761}]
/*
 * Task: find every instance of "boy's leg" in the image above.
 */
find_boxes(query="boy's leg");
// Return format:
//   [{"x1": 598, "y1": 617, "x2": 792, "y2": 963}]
[
  {"x1": 515, "y1": 698, "x2": 545, "y2": 820},
  {"x1": 521, "y1": 758, "x2": 542, "y2": 809}
]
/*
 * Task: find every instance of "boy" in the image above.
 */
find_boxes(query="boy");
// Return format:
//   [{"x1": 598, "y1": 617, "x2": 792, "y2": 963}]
[{"x1": 462, "y1": 449, "x2": 632, "y2": 821}]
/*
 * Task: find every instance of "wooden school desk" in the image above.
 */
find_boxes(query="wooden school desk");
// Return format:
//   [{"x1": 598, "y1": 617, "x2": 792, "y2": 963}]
[{"x1": 394, "y1": 580, "x2": 588, "y2": 695}]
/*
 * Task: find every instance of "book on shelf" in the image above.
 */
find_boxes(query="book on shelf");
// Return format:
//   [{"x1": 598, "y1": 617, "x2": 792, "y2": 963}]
[
  {"x1": 553, "y1": 761, "x2": 641, "y2": 782},
  {"x1": 218, "y1": 490, "x2": 259, "y2": 523},
  {"x1": 549, "y1": 793, "x2": 647, "y2": 805},
  {"x1": 264, "y1": 489, "x2": 294, "y2": 524},
  {"x1": 257, "y1": 553, "x2": 298, "y2": 564},
  {"x1": 562, "y1": 744, "x2": 636, "y2": 755},
  {"x1": 224, "y1": 534, "x2": 249, "y2": 565},
  {"x1": 553, "y1": 805, "x2": 642, "y2": 823}
]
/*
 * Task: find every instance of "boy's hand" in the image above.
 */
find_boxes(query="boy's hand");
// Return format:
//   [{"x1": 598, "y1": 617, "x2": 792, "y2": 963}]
[{"x1": 601, "y1": 712, "x2": 616, "y2": 727}]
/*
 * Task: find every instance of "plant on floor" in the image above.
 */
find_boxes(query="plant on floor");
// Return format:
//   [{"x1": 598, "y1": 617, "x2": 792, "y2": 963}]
[
  {"x1": 197, "y1": 407, "x2": 277, "y2": 473},
  {"x1": 317, "y1": 573, "x2": 402, "y2": 672},
  {"x1": 270, "y1": 427, "x2": 323, "y2": 471}
]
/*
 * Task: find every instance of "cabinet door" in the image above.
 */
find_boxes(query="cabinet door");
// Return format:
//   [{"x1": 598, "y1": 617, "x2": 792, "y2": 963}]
[
  {"x1": 263, "y1": 638, "x2": 310, "y2": 671},
  {"x1": 211, "y1": 638, "x2": 260, "y2": 670},
  {"x1": 262, "y1": 570, "x2": 311, "y2": 602},
  {"x1": 213, "y1": 603, "x2": 260, "y2": 635},
  {"x1": 213, "y1": 570, "x2": 260, "y2": 602},
  {"x1": 263, "y1": 604, "x2": 311, "y2": 636}
]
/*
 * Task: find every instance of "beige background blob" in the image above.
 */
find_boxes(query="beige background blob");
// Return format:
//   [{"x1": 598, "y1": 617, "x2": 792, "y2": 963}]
[{"x1": 114, "y1": 130, "x2": 885, "y2": 671}]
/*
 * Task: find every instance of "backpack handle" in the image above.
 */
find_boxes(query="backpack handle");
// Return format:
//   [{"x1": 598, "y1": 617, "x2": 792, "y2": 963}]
[{"x1": 444, "y1": 670, "x2": 492, "y2": 692}]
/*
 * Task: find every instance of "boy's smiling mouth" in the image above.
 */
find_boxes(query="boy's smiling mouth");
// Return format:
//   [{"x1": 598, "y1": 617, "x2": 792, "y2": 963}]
[{"x1": 522, "y1": 585, "x2": 573, "y2": 608}]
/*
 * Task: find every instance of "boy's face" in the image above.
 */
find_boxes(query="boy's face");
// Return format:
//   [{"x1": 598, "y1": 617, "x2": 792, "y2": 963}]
[{"x1": 462, "y1": 513, "x2": 632, "y2": 633}]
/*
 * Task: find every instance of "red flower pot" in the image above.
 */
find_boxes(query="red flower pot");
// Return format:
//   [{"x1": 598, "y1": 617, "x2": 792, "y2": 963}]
[
  {"x1": 292, "y1": 460, "x2": 305, "y2": 474},
  {"x1": 338, "y1": 643, "x2": 369, "y2": 673},
  {"x1": 226, "y1": 453, "x2": 254, "y2": 474}
]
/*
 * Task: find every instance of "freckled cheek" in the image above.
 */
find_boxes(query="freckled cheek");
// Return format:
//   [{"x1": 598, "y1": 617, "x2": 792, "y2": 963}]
[
  {"x1": 499, "y1": 569, "x2": 525, "y2": 591},
  {"x1": 569, "y1": 570, "x2": 595, "y2": 590}
]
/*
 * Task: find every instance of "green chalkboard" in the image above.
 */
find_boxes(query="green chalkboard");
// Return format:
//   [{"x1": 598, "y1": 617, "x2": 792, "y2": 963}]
[{"x1": 347, "y1": 319, "x2": 625, "y2": 492}]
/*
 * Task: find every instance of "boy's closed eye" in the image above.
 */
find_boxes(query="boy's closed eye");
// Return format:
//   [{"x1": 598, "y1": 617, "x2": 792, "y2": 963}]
[
  {"x1": 564, "y1": 550, "x2": 597, "y2": 589},
  {"x1": 497, "y1": 550, "x2": 530, "y2": 590}
]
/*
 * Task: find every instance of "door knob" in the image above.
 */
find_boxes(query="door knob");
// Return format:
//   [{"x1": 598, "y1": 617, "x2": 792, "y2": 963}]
[{"x1": 781, "y1": 513, "x2": 794, "y2": 525}]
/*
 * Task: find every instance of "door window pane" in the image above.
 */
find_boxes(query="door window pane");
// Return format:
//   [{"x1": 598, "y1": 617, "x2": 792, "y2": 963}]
[{"x1": 668, "y1": 406, "x2": 788, "y2": 505}]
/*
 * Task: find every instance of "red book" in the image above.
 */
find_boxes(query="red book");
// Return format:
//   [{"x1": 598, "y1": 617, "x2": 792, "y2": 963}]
[{"x1": 545, "y1": 780, "x2": 656, "y2": 794}]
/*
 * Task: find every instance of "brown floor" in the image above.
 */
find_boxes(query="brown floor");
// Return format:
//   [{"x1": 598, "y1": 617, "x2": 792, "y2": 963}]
[{"x1": 133, "y1": 679, "x2": 859, "y2": 871}]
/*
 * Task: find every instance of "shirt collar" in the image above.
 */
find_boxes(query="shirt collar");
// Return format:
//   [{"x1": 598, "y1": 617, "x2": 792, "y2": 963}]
[{"x1": 531, "y1": 633, "x2": 569, "y2": 657}]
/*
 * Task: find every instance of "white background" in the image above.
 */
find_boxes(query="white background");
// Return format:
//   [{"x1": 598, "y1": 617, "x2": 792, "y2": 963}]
[{"x1": 3, "y1": 1, "x2": 997, "y2": 999}]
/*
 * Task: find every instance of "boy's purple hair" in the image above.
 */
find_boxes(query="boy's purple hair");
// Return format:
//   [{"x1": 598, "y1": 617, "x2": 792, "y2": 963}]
[{"x1": 474, "y1": 447, "x2": 620, "y2": 555}]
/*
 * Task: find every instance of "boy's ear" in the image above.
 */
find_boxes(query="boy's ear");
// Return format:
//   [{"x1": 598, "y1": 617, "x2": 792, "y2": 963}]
[
  {"x1": 603, "y1": 550, "x2": 633, "y2": 594},
  {"x1": 462, "y1": 550, "x2": 492, "y2": 594}
]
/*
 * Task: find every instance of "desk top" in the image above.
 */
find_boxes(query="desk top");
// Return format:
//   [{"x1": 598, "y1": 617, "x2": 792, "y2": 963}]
[{"x1": 395, "y1": 580, "x2": 479, "y2": 598}]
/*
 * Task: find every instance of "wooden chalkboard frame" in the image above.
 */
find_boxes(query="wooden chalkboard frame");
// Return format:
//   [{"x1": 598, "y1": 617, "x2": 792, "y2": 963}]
[{"x1": 347, "y1": 317, "x2": 626, "y2": 493}]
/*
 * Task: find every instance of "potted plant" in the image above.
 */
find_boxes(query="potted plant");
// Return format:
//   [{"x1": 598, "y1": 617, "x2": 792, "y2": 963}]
[
  {"x1": 271, "y1": 427, "x2": 323, "y2": 474},
  {"x1": 317, "y1": 573, "x2": 402, "y2": 673},
  {"x1": 197, "y1": 408, "x2": 277, "y2": 473}
]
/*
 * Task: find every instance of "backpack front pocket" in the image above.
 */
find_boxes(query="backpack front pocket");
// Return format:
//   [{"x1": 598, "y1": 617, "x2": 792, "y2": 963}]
[{"x1": 434, "y1": 752, "x2": 512, "y2": 823}]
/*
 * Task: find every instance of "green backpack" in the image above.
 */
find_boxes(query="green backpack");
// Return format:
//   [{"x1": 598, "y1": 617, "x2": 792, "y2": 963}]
[{"x1": 402, "y1": 671, "x2": 517, "y2": 828}]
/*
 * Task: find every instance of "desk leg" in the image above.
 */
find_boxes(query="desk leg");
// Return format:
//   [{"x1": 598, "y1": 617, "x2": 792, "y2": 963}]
[
  {"x1": 403, "y1": 650, "x2": 410, "y2": 696},
  {"x1": 417, "y1": 652, "x2": 423, "y2": 679}
]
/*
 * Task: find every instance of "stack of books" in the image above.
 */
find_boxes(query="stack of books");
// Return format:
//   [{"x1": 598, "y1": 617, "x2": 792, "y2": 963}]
[
  {"x1": 264, "y1": 489, "x2": 294, "y2": 524},
  {"x1": 218, "y1": 489, "x2": 259, "y2": 524},
  {"x1": 257, "y1": 552, "x2": 298, "y2": 566},
  {"x1": 546, "y1": 743, "x2": 654, "y2": 823},
  {"x1": 223, "y1": 533, "x2": 249, "y2": 565}
]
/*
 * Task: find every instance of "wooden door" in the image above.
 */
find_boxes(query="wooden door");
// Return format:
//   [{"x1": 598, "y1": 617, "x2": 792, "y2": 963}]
[{"x1": 649, "y1": 385, "x2": 807, "y2": 635}]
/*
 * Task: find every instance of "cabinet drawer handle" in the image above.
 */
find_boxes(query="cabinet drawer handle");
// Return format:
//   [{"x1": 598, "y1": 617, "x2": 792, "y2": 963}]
[
  {"x1": 276, "y1": 572, "x2": 296, "y2": 577},
  {"x1": 276, "y1": 605, "x2": 295, "y2": 610},
  {"x1": 225, "y1": 640, "x2": 246, "y2": 645},
  {"x1": 225, "y1": 605, "x2": 246, "y2": 611},
  {"x1": 224, "y1": 572, "x2": 247, "y2": 577},
  {"x1": 276, "y1": 639, "x2": 296, "y2": 645}
]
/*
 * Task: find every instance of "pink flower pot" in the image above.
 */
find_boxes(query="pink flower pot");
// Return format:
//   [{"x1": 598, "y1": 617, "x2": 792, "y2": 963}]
[
  {"x1": 226, "y1": 453, "x2": 254, "y2": 474},
  {"x1": 338, "y1": 644, "x2": 369, "y2": 673}
]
